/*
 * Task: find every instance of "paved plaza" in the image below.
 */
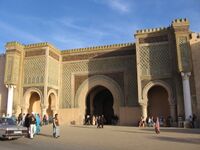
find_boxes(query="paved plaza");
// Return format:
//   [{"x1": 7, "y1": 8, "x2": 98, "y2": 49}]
[{"x1": 0, "y1": 125, "x2": 200, "y2": 150}]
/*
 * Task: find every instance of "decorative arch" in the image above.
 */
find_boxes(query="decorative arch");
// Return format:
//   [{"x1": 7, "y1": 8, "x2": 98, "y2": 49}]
[
  {"x1": 74, "y1": 75, "x2": 124, "y2": 124},
  {"x1": 47, "y1": 89, "x2": 58, "y2": 110},
  {"x1": 140, "y1": 80, "x2": 176, "y2": 120},
  {"x1": 142, "y1": 80, "x2": 174, "y2": 105},
  {"x1": 23, "y1": 88, "x2": 43, "y2": 107},
  {"x1": 23, "y1": 87, "x2": 43, "y2": 113}
]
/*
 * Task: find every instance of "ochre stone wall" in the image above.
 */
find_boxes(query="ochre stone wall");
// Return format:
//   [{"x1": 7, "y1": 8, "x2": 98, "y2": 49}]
[
  {"x1": 24, "y1": 56, "x2": 46, "y2": 85},
  {"x1": 0, "y1": 54, "x2": 7, "y2": 115},
  {"x1": 48, "y1": 56, "x2": 59, "y2": 87},
  {"x1": 190, "y1": 33, "x2": 200, "y2": 123},
  {"x1": 61, "y1": 54, "x2": 137, "y2": 109}
]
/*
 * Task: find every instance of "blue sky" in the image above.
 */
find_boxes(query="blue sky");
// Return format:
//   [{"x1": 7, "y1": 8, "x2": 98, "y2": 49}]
[{"x1": 0, "y1": 0, "x2": 199, "y2": 53}]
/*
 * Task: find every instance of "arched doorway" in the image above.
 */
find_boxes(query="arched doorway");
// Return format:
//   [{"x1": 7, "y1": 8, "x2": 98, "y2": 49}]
[
  {"x1": 46, "y1": 93, "x2": 56, "y2": 119},
  {"x1": 28, "y1": 92, "x2": 41, "y2": 114},
  {"x1": 86, "y1": 86, "x2": 114, "y2": 124},
  {"x1": 75, "y1": 75, "x2": 123, "y2": 125},
  {"x1": 147, "y1": 85, "x2": 170, "y2": 119},
  {"x1": 46, "y1": 95, "x2": 53, "y2": 117}
]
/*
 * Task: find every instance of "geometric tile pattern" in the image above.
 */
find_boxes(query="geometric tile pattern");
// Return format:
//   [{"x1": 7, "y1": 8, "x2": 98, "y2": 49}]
[
  {"x1": 139, "y1": 43, "x2": 171, "y2": 76},
  {"x1": 61, "y1": 56, "x2": 137, "y2": 108},
  {"x1": 48, "y1": 57, "x2": 59, "y2": 86},
  {"x1": 24, "y1": 56, "x2": 46, "y2": 85}
]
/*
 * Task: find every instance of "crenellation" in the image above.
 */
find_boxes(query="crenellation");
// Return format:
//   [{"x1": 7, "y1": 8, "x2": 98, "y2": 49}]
[
  {"x1": 61, "y1": 42, "x2": 134, "y2": 54},
  {"x1": 135, "y1": 26, "x2": 168, "y2": 34}
]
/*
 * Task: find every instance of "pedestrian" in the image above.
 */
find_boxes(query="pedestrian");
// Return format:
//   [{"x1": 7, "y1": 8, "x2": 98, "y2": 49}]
[
  {"x1": 17, "y1": 113, "x2": 23, "y2": 126},
  {"x1": 24, "y1": 113, "x2": 31, "y2": 137},
  {"x1": 155, "y1": 117, "x2": 160, "y2": 134},
  {"x1": 53, "y1": 113, "x2": 60, "y2": 138},
  {"x1": 100, "y1": 115, "x2": 104, "y2": 128},
  {"x1": 35, "y1": 114, "x2": 41, "y2": 134},
  {"x1": 97, "y1": 116, "x2": 101, "y2": 128},
  {"x1": 29, "y1": 112, "x2": 36, "y2": 139}
]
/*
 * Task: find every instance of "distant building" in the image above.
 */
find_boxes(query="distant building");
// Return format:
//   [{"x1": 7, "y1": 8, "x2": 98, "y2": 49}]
[{"x1": 0, "y1": 18, "x2": 200, "y2": 127}]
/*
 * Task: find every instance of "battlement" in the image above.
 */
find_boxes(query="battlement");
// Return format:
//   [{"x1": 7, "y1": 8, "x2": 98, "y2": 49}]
[
  {"x1": 6, "y1": 41, "x2": 24, "y2": 47},
  {"x1": 172, "y1": 18, "x2": 189, "y2": 24},
  {"x1": 24, "y1": 42, "x2": 50, "y2": 48},
  {"x1": 136, "y1": 27, "x2": 168, "y2": 34},
  {"x1": 62, "y1": 42, "x2": 135, "y2": 54},
  {"x1": 171, "y1": 18, "x2": 189, "y2": 27}
]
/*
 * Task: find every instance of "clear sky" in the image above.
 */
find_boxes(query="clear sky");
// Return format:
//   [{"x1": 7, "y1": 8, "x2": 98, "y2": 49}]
[{"x1": 0, "y1": 0, "x2": 199, "y2": 53}]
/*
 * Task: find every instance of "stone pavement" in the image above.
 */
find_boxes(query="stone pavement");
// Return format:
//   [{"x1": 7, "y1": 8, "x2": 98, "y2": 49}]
[{"x1": 0, "y1": 125, "x2": 200, "y2": 150}]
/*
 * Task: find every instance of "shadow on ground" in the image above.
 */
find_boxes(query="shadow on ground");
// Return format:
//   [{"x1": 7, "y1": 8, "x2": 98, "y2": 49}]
[
  {"x1": 141, "y1": 128, "x2": 200, "y2": 134},
  {"x1": 151, "y1": 136, "x2": 200, "y2": 145},
  {"x1": 38, "y1": 133, "x2": 53, "y2": 138}
]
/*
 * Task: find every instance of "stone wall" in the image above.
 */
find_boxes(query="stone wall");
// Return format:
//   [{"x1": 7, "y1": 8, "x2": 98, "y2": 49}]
[
  {"x1": 190, "y1": 33, "x2": 200, "y2": 126},
  {"x1": 61, "y1": 48, "x2": 138, "y2": 109},
  {"x1": 23, "y1": 56, "x2": 46, "y2": 86},
  {"x1": 0, "y1": 54, "x2": 7, "y2": 115}
]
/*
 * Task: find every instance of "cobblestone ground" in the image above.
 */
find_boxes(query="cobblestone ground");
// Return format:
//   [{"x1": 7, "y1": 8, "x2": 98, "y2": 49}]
[{"x1": 0, "y1": 125, "x2": 200, "y2": 150}]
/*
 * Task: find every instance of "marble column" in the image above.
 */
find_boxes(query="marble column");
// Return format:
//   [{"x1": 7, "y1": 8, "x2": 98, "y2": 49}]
[
  {"x1": 6, "y1": 84, "x2": 15, "y2": 117},
  {"x1": 181, "y1": 72, "x2": 192, "y2": 120},
  {"x1": 141, "y1": 104, "x2": 147, "y2": 120}
]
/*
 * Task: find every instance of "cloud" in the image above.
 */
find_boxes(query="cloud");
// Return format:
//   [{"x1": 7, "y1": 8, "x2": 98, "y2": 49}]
[
  {"x1": 0, "y1": 20, "x2": 42, "y2": 43},
  {"x1": 93, "y1": 0, "x2": 131, "y2": 13}
]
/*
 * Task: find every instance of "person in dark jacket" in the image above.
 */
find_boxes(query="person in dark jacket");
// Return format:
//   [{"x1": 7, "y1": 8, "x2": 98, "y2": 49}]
[{"x1": 29, "y1": 113, "x2": 36, "y2": 139}]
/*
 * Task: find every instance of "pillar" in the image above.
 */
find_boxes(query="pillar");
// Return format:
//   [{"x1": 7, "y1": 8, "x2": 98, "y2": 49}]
[
  {"x1": 181, "y1": 72, "x2": 192, "y2": 120},
  {"x1": 141, "y1": 104, "x2": 147, "y2": 120},
  {"x1": 42, "y1": 107, "x2": 47, "y2": 118},
  {"x1": 170, "y1": 104, "x2": 176, "y2": 121},
  {"x1": 6, "y1": 84, "x2": 15, "y2": 117}
]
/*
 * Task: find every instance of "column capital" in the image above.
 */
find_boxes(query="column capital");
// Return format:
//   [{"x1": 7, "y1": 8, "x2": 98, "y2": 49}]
[
  {"x1": 6, "y1": 84, "x2": 16, "y2": 88},
  {"x1": 181, "y1": 72, "x2": 191, "y2": 80}
]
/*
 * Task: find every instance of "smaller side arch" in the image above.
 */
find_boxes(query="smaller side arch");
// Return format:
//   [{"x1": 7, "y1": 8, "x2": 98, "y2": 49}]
[
  {"x1": 142, "y1": 80, "x2": 174, "y2": 105},
  {"x1": 23, "y1": 88, "x2": 43, "y2": 112},
  {"x1": 140, "y1": 80, "x2": 176, "y2": 120},
  {"x1": 47, "y1": 89, "x2": 58, "y2": 111}
]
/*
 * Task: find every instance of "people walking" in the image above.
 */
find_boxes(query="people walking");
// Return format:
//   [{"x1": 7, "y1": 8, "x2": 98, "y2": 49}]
[
  {"x1": 29, "y1": 113, "x2": 36, "y2": 139},
  {"x1": 53, "y1": 113, "x2": 60, "y2": 138},
  {"x1": 35, "y1": 114, "x2": 41, "y2": 134},
  {"x1": 155, "y1": 117, "x2": 160, "y2": 134},
  {"x1": 100, "y1": 115, "x2": 104, "y2": 128},
  {"x1": 97, "y1": 116, "x2": 101, "y2": 128}
]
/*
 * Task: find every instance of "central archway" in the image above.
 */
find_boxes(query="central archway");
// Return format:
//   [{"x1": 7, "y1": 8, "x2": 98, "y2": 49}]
[
  {"x1": 86, "y1": 86, "x2": 114, "y2": 124},
  {"x1": 75, "y1": 75, "x2": 124, "y2": 125}
]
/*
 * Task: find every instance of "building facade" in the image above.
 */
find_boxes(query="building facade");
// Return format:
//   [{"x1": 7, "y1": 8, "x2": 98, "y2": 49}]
[{"x1": 0, "y1": 19, "x2": 200, "y2": 127}]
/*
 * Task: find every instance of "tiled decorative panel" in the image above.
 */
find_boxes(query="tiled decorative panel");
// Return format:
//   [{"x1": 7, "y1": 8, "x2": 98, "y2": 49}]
[
  {"x1": 61, "y1": 56, "x2": 137, "y2": 108},
  {"x1": 24, "y1": 56, "x2": 46, "y2": 85}
]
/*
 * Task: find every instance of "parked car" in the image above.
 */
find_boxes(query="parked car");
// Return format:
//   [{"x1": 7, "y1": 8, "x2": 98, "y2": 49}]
[{"x1": 0, "y1": 117, "x2": 28, "y2": 139}]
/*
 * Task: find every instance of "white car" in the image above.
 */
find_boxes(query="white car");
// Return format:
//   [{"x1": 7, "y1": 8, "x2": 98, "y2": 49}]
[{"x1": 0, "y1": 117, "x2": 28, "y2": 139}]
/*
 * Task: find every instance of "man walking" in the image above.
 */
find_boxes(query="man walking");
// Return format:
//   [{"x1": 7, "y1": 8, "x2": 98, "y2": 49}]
[{"x1": 53, "y1": 113, "x2": 60, "y2": 138}]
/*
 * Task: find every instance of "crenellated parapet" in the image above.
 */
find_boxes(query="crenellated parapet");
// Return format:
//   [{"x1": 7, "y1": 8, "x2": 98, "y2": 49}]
[
  {"x1": 25, "y1": 42, "x2": 60, "y2": 53},
  {"x1": 136, "y1": 27, "x2": 169, "y2": 34},
  {"x1": 62, "y1": 42, "x2": 135, "y2": 54},
  {"x1": 171, "y1": 18, "x2": 189, "y2": 26},
  {"x1": 24, "y1": 42, "x2": 49, "y2": 48},
  {"x1": 6, "y1": 41, "x2": 24, "y2": 52}
]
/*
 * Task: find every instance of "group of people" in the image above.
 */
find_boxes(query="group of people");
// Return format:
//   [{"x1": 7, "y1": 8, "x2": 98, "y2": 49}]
[
  {"x1": 138, "y1": 116, "x2": 160, "y2": 134},
  {"x1": 84, "y1": 115, "x2": 105, "y2": 128},
  {"x1": 16, "y1": 112, "x2": 60, "y2": 139}
]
